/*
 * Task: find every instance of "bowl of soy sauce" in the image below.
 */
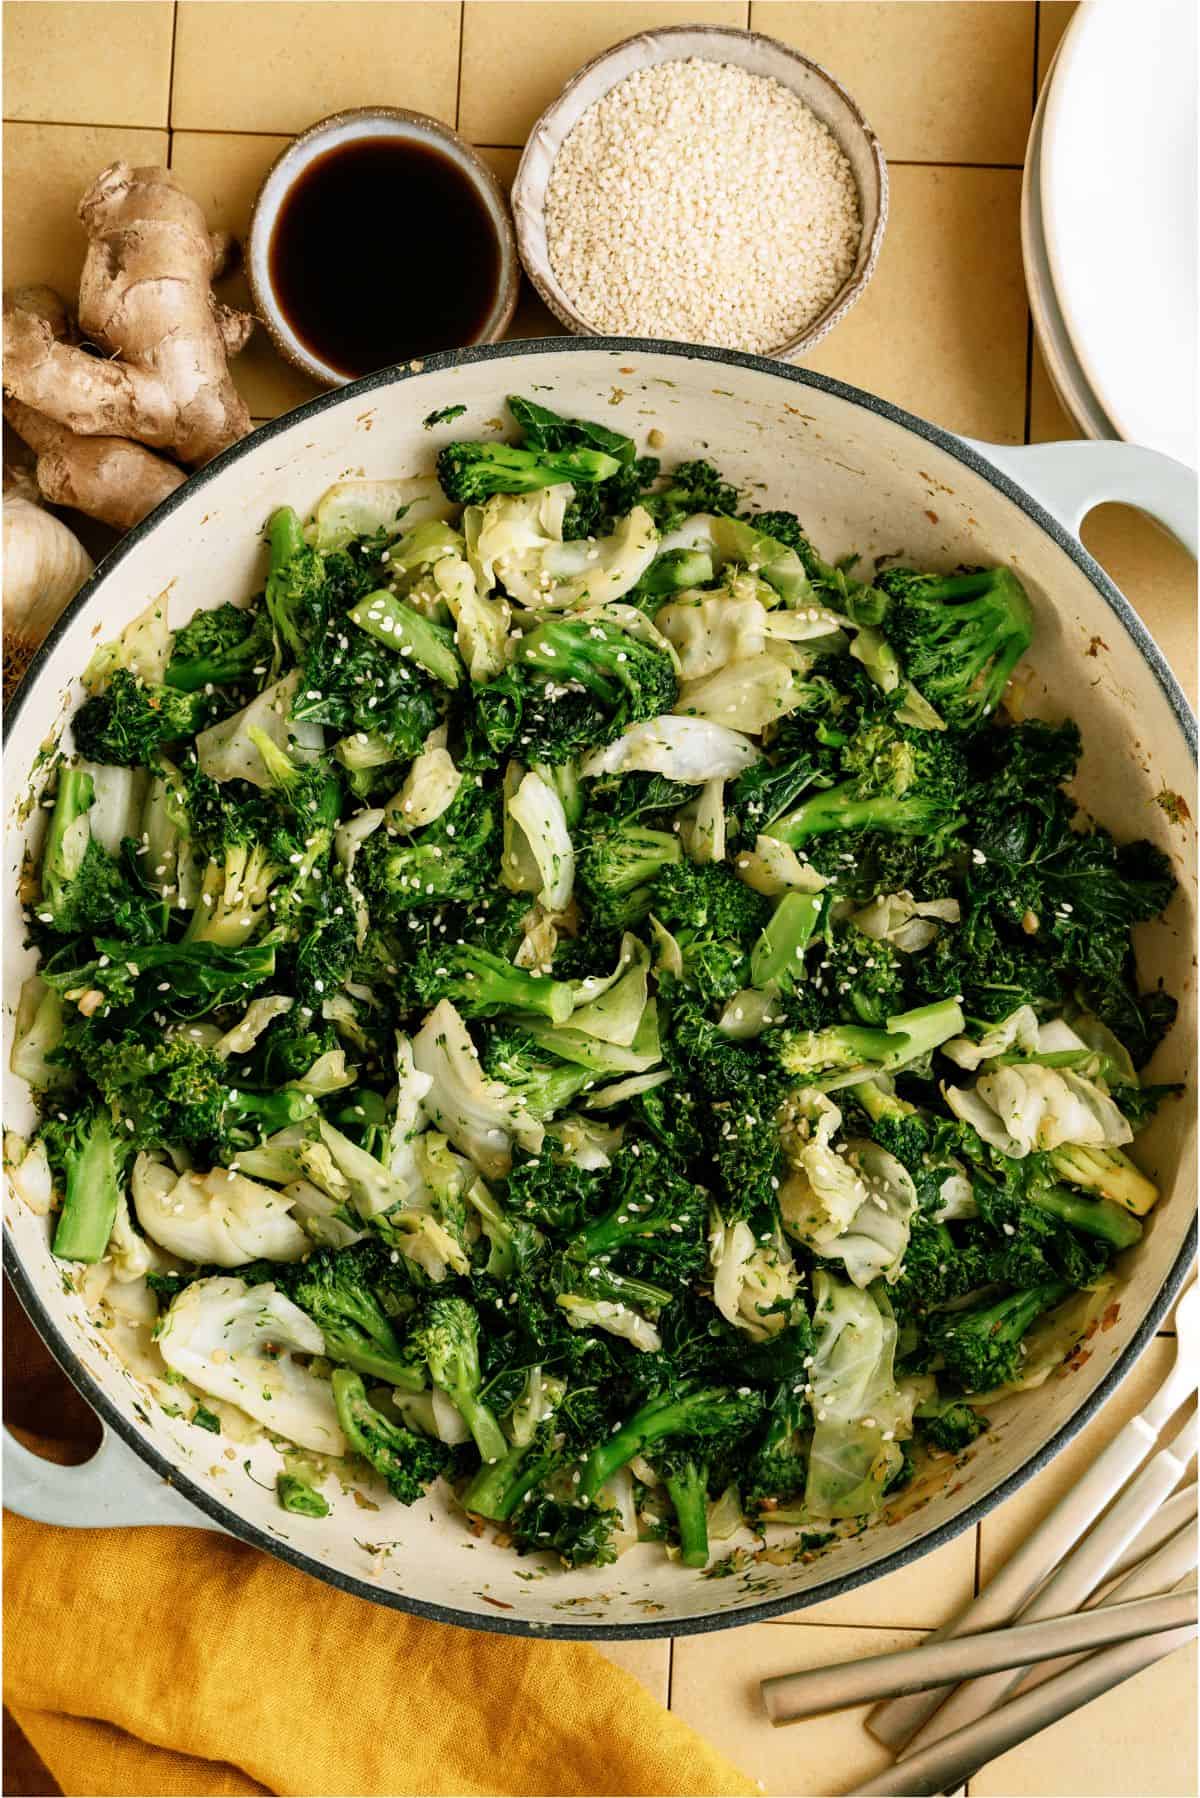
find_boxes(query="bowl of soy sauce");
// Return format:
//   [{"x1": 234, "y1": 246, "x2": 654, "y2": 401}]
[{"x1": 248, "y1": 107, "x2": 519, "y2": 386}]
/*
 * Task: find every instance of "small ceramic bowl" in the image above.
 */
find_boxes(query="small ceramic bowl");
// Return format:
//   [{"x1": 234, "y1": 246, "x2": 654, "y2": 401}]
[
  {"x1": 248, "y1": 107, "x2": 519, "y2": 387},
  {"x1": 510, "y1": 23, "x2": 888, "y2": 361},
  {"x1": 512, "y1": 24, "x2": 888, "y2": 361}
]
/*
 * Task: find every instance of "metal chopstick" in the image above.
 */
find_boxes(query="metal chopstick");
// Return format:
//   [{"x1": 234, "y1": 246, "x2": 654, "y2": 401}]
[
  {"x1": 1014, "y1": 1518, "x2": 1197, "y2": 1692},
  {"x1": 889, "y1": 1411, "x2": 1198, "y2": 1755},
  {"x1": 1103, "y1": 1480, "x2": 1196, "y2": 1586},
  {"x1": 761, "y1": 1590, "x2": 1195, "y2": 1725},
  {"x1": 867, "y1": 1284, "x2": 1198, "y2": 1750},
  {"x1": 847, "y1": 1624, "x2": 1197, "y2": 1797}
]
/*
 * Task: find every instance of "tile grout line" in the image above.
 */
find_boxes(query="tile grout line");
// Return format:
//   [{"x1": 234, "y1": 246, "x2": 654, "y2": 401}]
[
  {"x1": 1023, "y1": 0, "x2": 1042, "y2": 448},
  {"x1": 454, "y1": 0, "x2": 466, "y2": 134},
  {"x1": 0, "y1": 120, "x2": 1027, "y2": 175},
  {"x1": 166, "y1": 0, "x2": 180, "y2": 139}
]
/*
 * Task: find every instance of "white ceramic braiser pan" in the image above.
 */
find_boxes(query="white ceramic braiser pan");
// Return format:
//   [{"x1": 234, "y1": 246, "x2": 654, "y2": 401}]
[{"x1": 5, "y1": 341, "x2": 1196, "y2": 1640}]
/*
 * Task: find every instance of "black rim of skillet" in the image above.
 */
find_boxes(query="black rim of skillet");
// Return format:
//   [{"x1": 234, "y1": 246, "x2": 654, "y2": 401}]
[{"x1": 5, "y1": 336, "x2": 1196, "y2": 1642}]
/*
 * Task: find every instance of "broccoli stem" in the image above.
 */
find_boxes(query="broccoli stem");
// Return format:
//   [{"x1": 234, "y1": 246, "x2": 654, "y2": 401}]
[
  {"x1": 450, "y1": 1390, "x2": 509, "y2": 1466},
  {"x1": 52, "y1": 1109, "x2": 124, "y2": 1263},
  {"x1": 937, "y1": 1280, "x2": 1070, "y2": 1391},
  {"x1": 1047, "y1": 1144, "x2": 1159, "y2": 1218},
  {"x1": 462, "y1": 1440, "x2": 553, "y2": 1521},
  {"x1": 276, "y1": 1473, "x2": 330, "y2": 1517},
  {"x1": 349, "y1": 591, "x2": 464, "y2": 690},
  {"x1": 1029, "y1": 1184, "x2": 1143, "y2": 1250},
  {"x1": 882, "y1": 999, "x2": 965, "y2": 1067},
  {"x1": 632, "y1": 547, "x2": 715, "y2": 604},
  {"x1": 750, "y1": 890, "x2": 823, "y2": 989},
  {"x1": 855, "y1": 1076, "x2": 917, "y2": 1124},
  {"x1": 266, "y1": 507, "x2": 307, "y2": 659},
  {"x1": 663, "y1": 1459, "x2": 710, "y2": 1568},
  {"x1": 41, "y1": 767, "x2": 94, "y2": 923},
  {"x1": 771, "y1": 784, "x2": 940, "y2": 844},
  {"x1": 578, "y1": 1389, "x2": 709, "y2": 1501},
  {"x1": 269, "y1": 505, "x2": 305, "y2": 571}
]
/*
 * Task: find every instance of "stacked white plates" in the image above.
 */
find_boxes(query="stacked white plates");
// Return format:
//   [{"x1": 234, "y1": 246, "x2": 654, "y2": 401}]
[{"x1": 1024, "y1": 0, "x2": 1197, "y2": 468}]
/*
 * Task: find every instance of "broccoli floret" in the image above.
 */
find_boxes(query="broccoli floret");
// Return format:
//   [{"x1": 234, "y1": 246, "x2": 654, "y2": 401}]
[
  {"x1": 285, "y1": 1243, "x2": 425, "y2": 1389},
  {"x1": 929, "y1": 1281, "x2": 1071, "y2": 1392},
  {"x1": 564, "y1": 1143, "x2": 707, "y2": 1281},
  {"x1": 412, "y1": 1296, "x2": 507, "y2": 1463},
  {"x1": 1046, "y1": 1145, "x2": 1160, "y2": 1219},
  {"x1": 437, "y1": 440, "x2": 621, "y2": 505},
  {"x1": 35, "y1": 769, "x2": 165, "y2": 942},
  {"x1": 876, "y1": 566, "x2": 1034, "y2": 730},
  {"x1": 165, "y1": 603, "x2": 274, "y2": 693},
  {"x1": 479, "y1": 1028, "x2": 593, "y2": 1120},
  {"x1": 575, "y1": 818, "x2": 682, "y2": 930},
  {"x1": 649, "y1": 860, "x2": 770, "y2": 944},
  {"x1": 629, "y1": 547, "x2": 716, "y2": 609},
  {"x1": 889, "y1": 1214, "x2": 990, "y2": 1322},
  {"x1": 72, "y1": 668, "x2": 210, "y2": 767},
  {"x1": 408, "y1": 943, "x2": 573, "y2": 1024},
  {"x1": 642, "y1": 459, "x2": 741, "y2": 531},
  {"x1": 771, "y1": 998, "x2": 963, "y2": 1086},
  {"x1": 743, "y1": 1382, "x2": 811, "y2": 1511},
  {"x1": 77, "y1": 1032, "x2": 313, "y2": 1158},
  {"x1": 772, "y1": 918, "x2": 908, "y2": 1029},
  {"x1": 771, "y1": 722, "x2": 969, "y2": 848},
  {"x1": 918, "y1": 1400, "x2": 988, "y2": 1455},
  {"x1": 649, "y1": 861, "x2": 769, "y2": 1002},
  {"x1": 578, "y1": 1385, "x2": 764, "y2": 1515},
  {"x1": 331, "y1": 1369, "x2": 449, "y2": 1503},
  {"x1": 40, "y1": 1101, "x2": 129, "y2": 1264},
  {"x1": 358, "y1": 778, "x2": 500, "y2": 916},
  {"x1": 508, "y1": 617, "x2": 677, "y2": 765}
]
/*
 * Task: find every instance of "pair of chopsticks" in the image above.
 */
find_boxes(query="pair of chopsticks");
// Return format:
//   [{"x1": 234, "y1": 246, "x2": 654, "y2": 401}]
[{"x1": 761, "y1": 1277, "x2": 1198, "y2": 1795}]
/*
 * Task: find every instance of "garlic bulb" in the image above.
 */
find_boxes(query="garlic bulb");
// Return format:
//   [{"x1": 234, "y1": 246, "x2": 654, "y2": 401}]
[{"x1": 4, "y1": 493, "x2": 92, "y2": 692}]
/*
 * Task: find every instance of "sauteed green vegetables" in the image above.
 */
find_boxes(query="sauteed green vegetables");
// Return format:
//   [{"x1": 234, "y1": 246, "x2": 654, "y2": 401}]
[{"x1": 11, "y1": 395, "x2": 1178, "y2": 1567}]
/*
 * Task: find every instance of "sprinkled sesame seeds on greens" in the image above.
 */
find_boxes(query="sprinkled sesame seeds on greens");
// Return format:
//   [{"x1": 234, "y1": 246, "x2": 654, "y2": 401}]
[{"x1": 12, "y1": 394, "x2": 1179, "y2": 1568}]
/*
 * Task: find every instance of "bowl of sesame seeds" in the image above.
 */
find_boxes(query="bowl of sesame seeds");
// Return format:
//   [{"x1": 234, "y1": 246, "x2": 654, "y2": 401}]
[{"x1": 512, "y1": 24, "x2": 887, "y2": 359}]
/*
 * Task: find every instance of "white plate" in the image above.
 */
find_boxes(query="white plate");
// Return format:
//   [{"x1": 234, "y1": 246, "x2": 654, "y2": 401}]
[
  {"x1": 1022, "y1": 63, "x2": 1118, "y2": 442},
  {"x1": 1041, "y1": 0, "x2": 1197, "y2": 466}
]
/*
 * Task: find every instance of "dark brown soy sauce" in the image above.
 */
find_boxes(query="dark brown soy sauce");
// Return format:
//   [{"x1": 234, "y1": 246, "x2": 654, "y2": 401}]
[{"x1": 269, "y1": 137, "x2": 502, "y2": 378}]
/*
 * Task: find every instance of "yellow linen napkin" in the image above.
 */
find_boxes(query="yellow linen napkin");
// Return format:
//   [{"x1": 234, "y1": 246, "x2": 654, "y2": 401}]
[{"x1": 4, "y1": 1308, "x2": 756, "y2": 1798}]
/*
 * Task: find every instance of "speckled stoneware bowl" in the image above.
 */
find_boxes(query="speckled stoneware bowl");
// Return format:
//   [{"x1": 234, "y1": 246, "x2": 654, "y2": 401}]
[
  {"x1": 5, "y1": 341, "x2": 1196, "y2": 1642},
  {"x1": 247, "y1": 106, "x2": 519, "y2": 386},
  {"x1": 512, "y1": 24, "x2": 888, "y2": 359}
]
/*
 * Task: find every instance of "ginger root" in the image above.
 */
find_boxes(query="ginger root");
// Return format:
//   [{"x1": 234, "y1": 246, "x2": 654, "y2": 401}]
[
  {"x1": 3, "y1": 161, "x2": 253, "y2": 524},
  {"x1": 4, "y1": 396, "x2": 185, "y2": 531}
]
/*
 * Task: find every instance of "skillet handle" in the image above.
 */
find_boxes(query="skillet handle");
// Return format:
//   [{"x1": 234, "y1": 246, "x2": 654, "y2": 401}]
[
  {"x1": 965, "y1": 439, "x2": 1198, "y2": 557},
  {"x1": 4, "y1": 1421, "x2": 221, "y2": 1531}
]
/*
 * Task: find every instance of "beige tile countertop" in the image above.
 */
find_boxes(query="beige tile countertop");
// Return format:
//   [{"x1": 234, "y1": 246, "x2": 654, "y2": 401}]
[{"x1": 3, "y1": 4, "x2": 1196, "y2": 1796}]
